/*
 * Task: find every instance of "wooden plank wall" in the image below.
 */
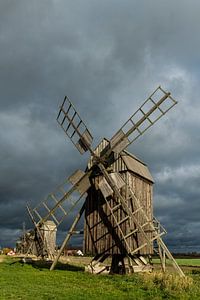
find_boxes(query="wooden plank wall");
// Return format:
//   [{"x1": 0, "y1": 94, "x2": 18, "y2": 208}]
[{"x1": 83, "y1": 171, "x2": 153, "y2": 255}]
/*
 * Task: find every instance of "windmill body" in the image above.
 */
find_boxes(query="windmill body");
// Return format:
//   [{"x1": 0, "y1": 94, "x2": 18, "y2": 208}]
[
  {"x1": 40, "y1": 220, "x2": 57, "y2": 257},
  {"x1": 18, "y1": 220, "x2": 57, "y2": 258},
  {"x1": 84, "y1": 138, "x2": 154, "y2": 257}
]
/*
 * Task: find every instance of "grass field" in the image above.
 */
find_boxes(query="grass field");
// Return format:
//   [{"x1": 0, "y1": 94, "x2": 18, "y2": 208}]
[
  {"x1": 1, "y1": 255, "x2": 200, "y2": 300},
  {"x1": 153, "y1": 258, "x2": 200, "y2": 266}
]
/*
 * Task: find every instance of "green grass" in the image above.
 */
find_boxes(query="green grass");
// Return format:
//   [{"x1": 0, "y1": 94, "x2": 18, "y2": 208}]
[
  {"x1": 174, "y1": 258, "x2": 200, "y2": 266},
  {"x1": 1, "y1": 256, "x2": 200, "y2": 300},
  {"x1": 153, "y1": 258, "x2": 200, "y2": 266}
]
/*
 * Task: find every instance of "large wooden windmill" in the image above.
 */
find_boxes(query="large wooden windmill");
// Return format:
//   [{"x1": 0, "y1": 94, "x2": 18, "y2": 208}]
[{"x1": 28, "y1": 86, "x2": 184, "y2": 276}]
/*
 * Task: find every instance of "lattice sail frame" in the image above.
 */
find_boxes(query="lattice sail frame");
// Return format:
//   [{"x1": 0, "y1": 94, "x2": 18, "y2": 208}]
[
  {"x1": 32, "y1": 170, "x2": 90, "y2": 227},
  {"x1": 104, "y1": 86, "x2": 177, "y2": 156},
  {"x1": 57, "y1": 96, "x2": 93, "y2": 154}
]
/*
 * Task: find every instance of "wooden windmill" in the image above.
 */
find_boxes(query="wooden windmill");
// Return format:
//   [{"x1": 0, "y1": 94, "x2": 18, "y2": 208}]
[
  {"x1": 28, "y1": 86, "x2": 184, "y2": 276},
  {"x1": 25, "y1": 206, "x2": 57, "y2": 259}
]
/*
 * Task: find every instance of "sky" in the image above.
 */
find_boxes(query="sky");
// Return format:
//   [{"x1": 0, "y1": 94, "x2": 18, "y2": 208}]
[{"x1": 0, "y1": 0, "x2": 200, "y2": 253}]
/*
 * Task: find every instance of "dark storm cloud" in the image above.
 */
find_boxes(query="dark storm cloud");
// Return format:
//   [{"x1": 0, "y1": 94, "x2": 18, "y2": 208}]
[{"x1": 0, "y1": 0, "x2": 200, "y2": 251}]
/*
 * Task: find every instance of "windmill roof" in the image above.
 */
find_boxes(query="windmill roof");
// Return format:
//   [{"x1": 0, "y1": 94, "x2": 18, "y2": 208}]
[
  {"x1": 41, "y1": 220, "x2": 57, "y2": 230},
  {"x1": 120, "y1": 151, "x2": 154, "y2": 183},
  {"x1": 89, "y1": 138, "x2": 154, "y2": 183}
]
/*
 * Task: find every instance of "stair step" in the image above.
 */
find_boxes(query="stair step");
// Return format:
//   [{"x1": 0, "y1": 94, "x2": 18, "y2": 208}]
[
  {"x1": 139, "y1": 256, "x2": 148, "y2": 265},
  {"x1": 132, "y1": 264, "x2": 153, "y2": 273},
  {"x1": 111, "y1": 203, "x2": 121, "y2": 212},
  {"x1": 133, "y1": 258, "x2": 143, "y2": 266},
  {"x1": 124, "y1": 228, "x2": 138, "y2": 239},
  {"x1": 115, "y1": 216, "x2": 129, "y2": 226}
]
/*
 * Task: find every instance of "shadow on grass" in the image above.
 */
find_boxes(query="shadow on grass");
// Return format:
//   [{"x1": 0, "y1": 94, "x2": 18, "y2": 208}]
[
  {"x1": 191, "y1": 269, "x2": 200, "y2": 275},
  {"x1": 9, "y1": 258, "x2": 84, "y2": 272},
  {"x1": 32, "y1": 260, "x2": 84, "y2": 272}
]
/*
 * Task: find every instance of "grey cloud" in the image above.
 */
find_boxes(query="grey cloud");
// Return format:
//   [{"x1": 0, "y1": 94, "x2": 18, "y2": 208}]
[{"x1": 0, "y1": 0, "x2": 200, "y2": 251}]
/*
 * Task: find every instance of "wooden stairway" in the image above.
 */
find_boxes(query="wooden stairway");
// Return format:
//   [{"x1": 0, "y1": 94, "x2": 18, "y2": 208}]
[{"x1": 97, "y1": 164, "x2": 185, "y2": 276}]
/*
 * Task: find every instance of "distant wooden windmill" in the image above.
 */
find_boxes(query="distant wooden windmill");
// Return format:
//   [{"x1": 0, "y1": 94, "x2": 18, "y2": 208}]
[
  {"x1": 22, "y1": 210, "x2": 57, "y2": 260},
  {"x1": 28, "y1": 86, "x2": 184, "y2": 276}
]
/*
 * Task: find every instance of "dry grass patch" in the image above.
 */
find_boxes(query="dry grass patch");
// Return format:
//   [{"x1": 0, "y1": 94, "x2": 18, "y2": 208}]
[
  {"x1": 141, "y1": 271, "x2": 193, "y2": 292},
  {"x1": 0, "y1": 255, "x2": 5, "y2": 263}
]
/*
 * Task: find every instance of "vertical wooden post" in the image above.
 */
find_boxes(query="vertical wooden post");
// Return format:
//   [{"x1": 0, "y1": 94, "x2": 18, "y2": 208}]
[
  {"x1": 110, "y1": 254, "x2": 126, "y2": 274},
  {"x1": 50, "y1": 203, "x2": 85, "y2": 271}
]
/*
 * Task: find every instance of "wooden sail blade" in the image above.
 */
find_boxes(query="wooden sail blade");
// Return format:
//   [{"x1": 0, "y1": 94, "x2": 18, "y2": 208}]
[
  {"x1": 57, "y1": 96, "x2": 93, "y2": 154},
  {"x1": 102, "y1": 86, "x2": 177, "y2": 157},
  {"x1": 99, "y1": 172, "x2": 125, "y2": 198},
  {"x1": 68, "y1": 169, "x2": 91, "y2": 195},
  {"x1": 32, "y1": 170, "x2": 91, "y2": 226}
]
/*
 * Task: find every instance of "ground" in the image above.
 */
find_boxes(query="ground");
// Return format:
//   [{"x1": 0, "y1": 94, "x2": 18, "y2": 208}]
[{"x1": 1, "y1": 255, "x2": 200, "y2": 300}]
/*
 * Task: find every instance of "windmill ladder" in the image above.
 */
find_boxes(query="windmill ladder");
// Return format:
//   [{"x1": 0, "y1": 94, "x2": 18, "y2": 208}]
[{"x1": 98, "y1": 163, "x2": 185, "y2": 277}]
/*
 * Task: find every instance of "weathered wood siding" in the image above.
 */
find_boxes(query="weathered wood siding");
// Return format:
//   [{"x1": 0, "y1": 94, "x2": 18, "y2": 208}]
[
  {"x1": 84, "y1": 139, "x2": 153, "y2": 255},
  {"x1": 40, "y1": 221, "x2": 57, "y2": 256}
]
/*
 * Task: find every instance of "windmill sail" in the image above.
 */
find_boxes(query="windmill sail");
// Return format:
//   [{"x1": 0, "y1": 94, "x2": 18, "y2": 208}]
[
  {"x1": 32, "y1": 170, "x2": 90, "y2": 226},
  {"x1": 103, "y1": 86, "x2": 177, "y2": 157},
  {"x1": 57, "y1": 96, "x2": 93, "y2": 154}
]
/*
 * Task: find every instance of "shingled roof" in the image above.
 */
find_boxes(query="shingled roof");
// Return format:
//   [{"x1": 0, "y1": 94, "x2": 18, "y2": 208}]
[
  {"x1": 88, "y1": 138, "x2": 154, "y2": 183},
  {"x1": 121, "y1": 150, "x2": 154, "y2": 183}
]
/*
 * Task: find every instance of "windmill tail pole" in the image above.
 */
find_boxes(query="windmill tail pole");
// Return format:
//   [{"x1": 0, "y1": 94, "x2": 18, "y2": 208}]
[
  {"x1": 157, "y1": 237, "x2": 185, "y2": 277},
  {"x1": 50, "y1": 203, "x2": 85, "y2": 271}
]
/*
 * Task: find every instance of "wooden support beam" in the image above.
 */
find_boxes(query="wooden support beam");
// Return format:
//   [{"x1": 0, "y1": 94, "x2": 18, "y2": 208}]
[{"x1": 50, "y1": 203, "x2": 85, "y2": 271}]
